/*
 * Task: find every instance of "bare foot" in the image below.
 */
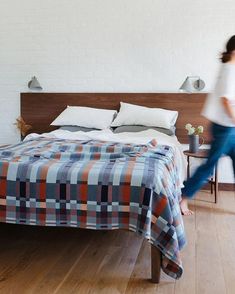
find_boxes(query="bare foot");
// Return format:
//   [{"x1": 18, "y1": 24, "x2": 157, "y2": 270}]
[{"x1": 180, "y1": 198, "x2": 194, "y2": 216}]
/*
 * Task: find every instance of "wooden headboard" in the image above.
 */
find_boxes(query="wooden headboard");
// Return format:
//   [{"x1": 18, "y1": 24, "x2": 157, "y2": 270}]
[{"x1": 21, "y1": 93, "x2": 210, "y2": 143}]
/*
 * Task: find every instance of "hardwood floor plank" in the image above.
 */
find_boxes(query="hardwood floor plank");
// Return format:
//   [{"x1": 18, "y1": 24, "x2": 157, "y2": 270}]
[
  {"x1": 0, "y1": 225, "x2": 51, "y2": 293},
  {"x1": 213, "y1": 191, "x2": 235, "y2": 294},
  {"x1": 0, "y1": 191, "x2": 235, "y2": 293},
  {"x1": 87, "y1": 232, "x2": 143, "y2": 294},
  {"x1": 56, "y1": 230, "x2": 143, "y2": 294},
  {"x1": 195, "y1": 191, "x2": 227, "y2": 294},
  {"x1": 0, "y1": 226, "x2": 76, "y2": 293},
  {"x1": 174, "y1": 199, "x2": 196, "y2": 294},
  {"x1": 125, "y1": 239, "x2": 159, "y2": 294},
  {"x1": 25, "y1": 229, "x2": 93, "y2": 294},
  {"x1": 55, "y1": 230, "x2": 121, "y2": 293}
]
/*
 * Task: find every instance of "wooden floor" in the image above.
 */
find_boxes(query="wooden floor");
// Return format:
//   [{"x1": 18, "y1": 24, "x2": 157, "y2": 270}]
[{"x1": 0, "y1": 190, "x2": 234, "y2": 294}]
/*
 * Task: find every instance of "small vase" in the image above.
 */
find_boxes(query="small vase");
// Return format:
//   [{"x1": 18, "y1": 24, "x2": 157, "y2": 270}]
[{"x1": 189, "y1": 134, "x2": 200, "y2": 153}]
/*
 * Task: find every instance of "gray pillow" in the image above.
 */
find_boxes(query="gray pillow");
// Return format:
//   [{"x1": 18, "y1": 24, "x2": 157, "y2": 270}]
[
  {"x1": 59, "y1": 126, "x2": 98, "y2": 132},
  {"x1": 112, "y1": 125, "x2": 176, "y2": 136}
]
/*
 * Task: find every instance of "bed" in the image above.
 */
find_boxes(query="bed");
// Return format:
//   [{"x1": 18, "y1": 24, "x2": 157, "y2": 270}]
[{"x1": 0, "y1": 93, "x2": 209, "y2": 283}]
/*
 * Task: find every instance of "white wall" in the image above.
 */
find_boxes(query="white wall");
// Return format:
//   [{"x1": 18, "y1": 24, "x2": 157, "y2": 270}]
[{"x1": 0, "y1": 0, "x2": 235, "y2": 181}]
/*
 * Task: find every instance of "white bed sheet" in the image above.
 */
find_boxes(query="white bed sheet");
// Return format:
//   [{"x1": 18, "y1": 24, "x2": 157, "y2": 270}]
[{"x1": 25, "y1": 129, "x2": 187, "y2": 187}]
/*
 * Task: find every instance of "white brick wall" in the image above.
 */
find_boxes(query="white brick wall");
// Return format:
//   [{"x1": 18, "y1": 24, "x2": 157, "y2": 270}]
[{"x1": 0, "y1": 0, "x2": 235, "y2": 182}]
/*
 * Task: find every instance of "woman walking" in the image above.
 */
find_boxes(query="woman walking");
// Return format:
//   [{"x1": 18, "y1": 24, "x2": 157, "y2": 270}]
[{"x1": 181, "y1": 35, "x2": 235, "y2": 215}]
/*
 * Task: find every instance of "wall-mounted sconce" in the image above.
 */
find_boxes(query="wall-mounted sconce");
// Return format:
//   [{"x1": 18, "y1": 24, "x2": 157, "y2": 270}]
[
  {"x1": 28, "y1": 76, "x2": 42, "y2": 91},
  {"x1": 179, "y1": 76, "x2": 205, "y2": 93}
]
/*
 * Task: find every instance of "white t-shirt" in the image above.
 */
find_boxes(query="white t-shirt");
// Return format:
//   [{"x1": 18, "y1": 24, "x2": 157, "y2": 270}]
[{"x1": 202, "y1": 63, "x2": 235, "y2": 127}]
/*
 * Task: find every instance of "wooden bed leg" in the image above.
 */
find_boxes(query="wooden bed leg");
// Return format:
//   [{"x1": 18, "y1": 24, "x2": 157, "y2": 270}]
[{"x1": 151, "y1": 244, "x2": 161, "y2": 283}]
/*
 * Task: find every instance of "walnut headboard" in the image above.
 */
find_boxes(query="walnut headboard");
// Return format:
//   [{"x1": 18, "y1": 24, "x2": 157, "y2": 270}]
[{"x1": 20, "y1": 93, "x2": 210, "y2": 143}]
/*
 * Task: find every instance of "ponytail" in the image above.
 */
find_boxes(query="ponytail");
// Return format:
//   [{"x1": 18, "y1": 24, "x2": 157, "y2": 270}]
[
  {"x1": 221, "y1": 35, "x2": 235, "y2": 63},
  {"x1": 221, "y1": 51, "x2": 232, "y2": 63}
]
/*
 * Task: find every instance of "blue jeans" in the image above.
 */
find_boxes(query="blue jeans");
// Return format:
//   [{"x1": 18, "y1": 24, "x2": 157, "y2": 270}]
[{"x1": 182, "y1": 122, "x2": 235, "y2": 198}]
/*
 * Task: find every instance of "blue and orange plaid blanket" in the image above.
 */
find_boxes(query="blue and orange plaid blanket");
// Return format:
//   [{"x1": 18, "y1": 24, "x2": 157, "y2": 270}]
[{"x1": 0, "y1": 138, "x2": 186, "y2": 279}]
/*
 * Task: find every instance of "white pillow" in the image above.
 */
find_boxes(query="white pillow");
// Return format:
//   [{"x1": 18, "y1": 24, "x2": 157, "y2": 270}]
[
  {"x1": 51, "y1": 106, "x2": 117, "y2": 130},
  {"x1": 111, "y1": 102, "x2": 178, "y2": 129}
]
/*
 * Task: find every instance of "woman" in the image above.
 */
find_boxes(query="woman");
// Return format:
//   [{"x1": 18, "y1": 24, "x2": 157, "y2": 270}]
[{"x1": 181, "y1": 35, "x2": 235, "y2": 216}]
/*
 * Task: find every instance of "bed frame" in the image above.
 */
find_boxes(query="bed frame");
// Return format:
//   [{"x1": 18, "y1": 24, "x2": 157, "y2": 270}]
[{"x1": 20, "y1": 92, "x2": 209, "y2": 283}]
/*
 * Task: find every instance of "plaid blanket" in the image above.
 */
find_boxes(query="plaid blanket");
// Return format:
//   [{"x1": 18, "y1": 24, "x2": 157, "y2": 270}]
[{"x1": 0, "y1": 138, "x2": 186, "y2": 279}]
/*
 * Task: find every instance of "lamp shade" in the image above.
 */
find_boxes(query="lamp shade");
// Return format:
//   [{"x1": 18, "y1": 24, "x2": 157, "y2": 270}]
[
  {"x1": 179, "y1": 76, "x2": 205, "y2": 93},
  {"x1": 28, "y1": 76, "x2": 42, "y2": 90}
]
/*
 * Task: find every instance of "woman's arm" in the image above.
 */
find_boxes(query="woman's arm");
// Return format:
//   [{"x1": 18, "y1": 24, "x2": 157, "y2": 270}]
[{"x1": 221, "y1": 97, "x2": 235, "y2": 123}]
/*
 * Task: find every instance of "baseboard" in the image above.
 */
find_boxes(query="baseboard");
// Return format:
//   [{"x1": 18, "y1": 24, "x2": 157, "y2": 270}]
[
  {"x1": 218, "y1": 183, "x2": 234, "y2": 191},
  {"x1": 203, "y1": 183, "x2": 234, "y2": 191}
]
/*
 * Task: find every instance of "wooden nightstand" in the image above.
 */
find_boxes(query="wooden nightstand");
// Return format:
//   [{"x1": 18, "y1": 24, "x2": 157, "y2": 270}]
[{"x1": 183, "y1": 149, "x2": 218, "y2": 203}]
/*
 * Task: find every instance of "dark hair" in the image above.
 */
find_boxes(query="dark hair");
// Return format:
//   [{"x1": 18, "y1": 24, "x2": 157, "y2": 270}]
[{"x1": 221, "y1": 35, "x2": 235, "y2": 63}]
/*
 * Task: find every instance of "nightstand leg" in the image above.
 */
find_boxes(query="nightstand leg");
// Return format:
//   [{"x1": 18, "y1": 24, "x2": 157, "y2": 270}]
[
  {"x1": 187, "y1": 156, "x2": 190, "y2": 179},
  {"x1": 214, "y1": 164, "x2": 218, "y2": 203},
  {"x1": 210, "y1": 178, "x2": 213, "y2": 194}
]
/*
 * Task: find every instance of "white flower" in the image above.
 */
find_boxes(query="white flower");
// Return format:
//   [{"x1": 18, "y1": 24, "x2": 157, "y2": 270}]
[
  {"x1": 185, "y1": 123, "x2": 192, "y2": 131},
  {"x1": 188, "y1": 127, "x2": 195, "y2": 135}
]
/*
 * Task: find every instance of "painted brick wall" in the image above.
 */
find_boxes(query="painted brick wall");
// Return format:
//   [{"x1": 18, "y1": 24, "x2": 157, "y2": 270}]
[{"x1": 0, "y1": 0, "x2": 235, "y2": 182}]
